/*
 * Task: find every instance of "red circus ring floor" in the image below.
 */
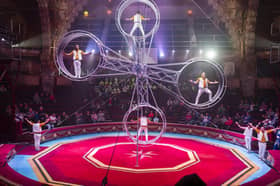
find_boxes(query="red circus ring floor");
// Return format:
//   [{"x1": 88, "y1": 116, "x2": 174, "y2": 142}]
[
  {"x1": 1, "y1": 130, "x2": 280, "y2": 186},
  {"x1": 0, "y1": 122, "x2": 279, "y2": 186}
]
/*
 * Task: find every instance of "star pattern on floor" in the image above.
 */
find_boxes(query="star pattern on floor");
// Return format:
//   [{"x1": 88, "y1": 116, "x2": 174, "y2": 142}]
[{"x1": 126, "y1": 150, "x2": 158, "y2": 160}]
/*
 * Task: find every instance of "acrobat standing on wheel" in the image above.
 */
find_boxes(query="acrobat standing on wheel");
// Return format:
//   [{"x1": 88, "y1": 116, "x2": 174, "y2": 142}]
[
  {"x1": 189, "y1": 72, "x2": 219, "y2": 105},
  {"x1": 136, "y1": 116, "x2": 153, "y2": 142},
  {"x1": 64, "y1": 44, "x2": 91, "y2": 78},
  {"x1": 126, "y1": 11, "x2": 150, "y2": 36}
]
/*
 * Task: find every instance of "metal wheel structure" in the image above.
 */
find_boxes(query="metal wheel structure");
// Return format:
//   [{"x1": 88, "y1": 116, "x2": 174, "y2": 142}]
[{"x1": 55, "y1": 0, "x2": 227, "y2": 145}]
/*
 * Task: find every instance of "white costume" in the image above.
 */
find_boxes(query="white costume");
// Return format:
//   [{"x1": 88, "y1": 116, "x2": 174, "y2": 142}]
[
  {"x1": 243, "y1": 127, "x2": 253, "y2": 151},
  {"x1": 73, "y1": 50, "x2": 83, "y2": 78},
  {"x1": 256, "y1": 129, "x2": 270, "y2": 159},
  {"x1": 137, "y1": 116, "x2": 149, "y2": 142},
  {"x1": 130, "y1": 13, "x2": 145, "y2": 36},
  {"x1": 195, "y1": 77, "x2": 212, "y2": 105},
  {"x1": 33, "y1": 123, "x2": 42, "y2": 151}
]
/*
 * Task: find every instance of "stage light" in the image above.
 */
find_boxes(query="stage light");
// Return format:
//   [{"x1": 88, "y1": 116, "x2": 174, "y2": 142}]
[
  {"x1": 172, "y1": 49, "x2": 175, "y2": 54},
  {"x1": 199, "y1": 49, "x2": 203, "y2": 55},
  {"x1": 91, "y1": 49, "x2": 95, "y2": 54},
  {"x1": 83, "y1": 10, "x2": 89, "y2": 17},
  {"x1": 118, "y1": 50, "x2": 121, "y2": 54},
  {"x1": 186, "y1": 49, "x2": 189, "y2": 54},
  {"x1": 187, "y1": 9, "x2": 193, "y2": 16},
  {"x1": 160, "y1": 51, "x2": 165, "y2": 58},
  {"x1": 106, "y1": 49, "x2": 109, "y2": 53},
  {"x1": 206, "y1": 50, "x2": 217, "y2": 59},
  {"x1": 128, "y1": 51, "x2": 133, "y2": 57},
  {"x1": 107, "y1": 9, "x2": 112, "y2": 15},
  {"x1": 1, "y1": 38, "x2": 5, "y2": 42}
]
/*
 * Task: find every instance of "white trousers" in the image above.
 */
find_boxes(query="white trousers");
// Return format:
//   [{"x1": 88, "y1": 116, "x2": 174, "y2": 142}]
[
  {"x1": 258, "y1": 142, "x2": 267, "y2": 159},
  {"x1": 73, "y1": 60, "x2": 81, "y2": 78},
  {"x1": 138, "y1": 127, "x2": 148, "y2": 141},
  {"x1": 195, "y1": 88, "x2": 212, "y2": 104},
  {"x1": 130, "y1": 23, "x2": 145, "y2": 36},
  {"x1": 34, "y1": 134, "x2": 41, "y2": 151},
  {"x1": 245, "y1": 136, "x2": 252, "y2": 151}
]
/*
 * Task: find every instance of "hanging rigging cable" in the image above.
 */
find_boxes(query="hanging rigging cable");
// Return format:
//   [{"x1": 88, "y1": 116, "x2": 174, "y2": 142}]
[{"x1": 191, "y1": 0, "x2": 227, "y2": 36}]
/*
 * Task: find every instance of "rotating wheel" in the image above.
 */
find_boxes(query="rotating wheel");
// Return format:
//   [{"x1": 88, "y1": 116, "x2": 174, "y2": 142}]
[
  {"x1": 55, "y1": 30, "x2": 104, "y2": 81},
  {"x1": 123, "y1": 103, "x2": 166, "y2": 145},
  {"x1": 177, "y1": 58, "x2": 227, "y2": 109},
  {"x1": 115, "y1": 0, "x2": 160, "y2": 40}
]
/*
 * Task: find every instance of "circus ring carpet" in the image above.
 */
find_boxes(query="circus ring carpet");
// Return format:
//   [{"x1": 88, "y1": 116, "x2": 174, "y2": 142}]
[{"x1": 0, "y1": 123, "x2": 280, "y2": 186}]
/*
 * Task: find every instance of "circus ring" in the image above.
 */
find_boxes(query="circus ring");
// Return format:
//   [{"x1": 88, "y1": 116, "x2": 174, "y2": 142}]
[{"x1": 0, "y1": 123, "x2": 280, "y2": 186}]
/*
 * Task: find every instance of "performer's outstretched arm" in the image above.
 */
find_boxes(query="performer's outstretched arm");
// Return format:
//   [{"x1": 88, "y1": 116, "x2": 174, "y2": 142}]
[
  {"x1": 64, "y1": 51, "x2": 74, "y2": 56},
  {"x1": 141, "y1": 16, "x2": 150, "y2": 21},
  {"x1": 81, "y1": 51, "x2": 90, "y2": 55},
  {"x1": 125, "y1": 16, "x2": 134, "y2": 21},
  {"x1": 40, "y1": 118, "x2": 50, "y2": 127},
  {"x1": 25, "y1": 118, "x2": 33, "y2": 126},
  {"x1": 268, "y1": 127, "x2": 280, "y2": 134},
  {"x1": 189, "y1": 79, "x2": 199, "y2": 84},
  {"x1": 208, "y1": 80, "x2": 219, "y2": 84},
  {"x1": 235, "y1": 121, "x2": 246, "y2": 130},
  {"x1": 249, "y1": 122, "x2": 259, "y2": 132}
]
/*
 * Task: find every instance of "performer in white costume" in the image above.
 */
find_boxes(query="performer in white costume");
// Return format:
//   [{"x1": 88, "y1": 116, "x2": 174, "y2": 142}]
[
  {"x1": 126, "y1": 11, "x2": 150, "y2": 36},
  {"x1": 25, "y1": 118, "x2": 49, "y2": 151},
  {"x1": 64, "y1": 44, "x2": 91, "y2": 78},
  {"x1": 189, "y1": 72, "x2": 219, "y2": 105},
  {"x1": 251, "y1": 123, "x2": 279, "y2": 160},
  {"x1": 136, "y1": 116, "x2": 154, "y2": 142},
  {"x1": 235, "y1": 121, "x2": 253, "y2": 152}
]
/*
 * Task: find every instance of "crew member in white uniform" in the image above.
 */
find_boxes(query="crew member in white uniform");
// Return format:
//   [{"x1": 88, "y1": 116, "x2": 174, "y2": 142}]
[
  {"x1": 126, "y1": 11, "x2": 150, "y2": 36},
  {"x1": 65, "y1": 44, "x2": 90, "y2": 78},
  {"x1": 137, "y1": 116, "x2": 151, "y2": 142},
  {"x1": 25, "y1": 118, "x2": 49, "y2": 151},
  {"x1": 189, "y1": 72, "x2": 219, "y2": 105},
  {"x1": 235, "y1": 121, "x2": 253, "y2": 152},
  {"x1": 251, "y1": 123, "x2": 279, "y2": 160}
]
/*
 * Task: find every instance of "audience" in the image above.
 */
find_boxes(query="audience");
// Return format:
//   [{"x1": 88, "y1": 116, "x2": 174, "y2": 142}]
[{"x1": 1, "y1": 76, "x2": 279, "y2": 147}]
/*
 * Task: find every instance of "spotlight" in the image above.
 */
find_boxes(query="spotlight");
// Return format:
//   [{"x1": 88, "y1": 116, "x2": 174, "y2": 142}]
[
  {"x1": 107, "y1": 9, "x2": 112, "y2": 15},
  {"x1": 118, "y1": 50, "x2": 121, "y2": 54},
  {"x1": 206, "y1": 50, "x2": 217, "y2": 59},
  {"x1": 83, "y1": 10, "x2": 89, "y2": 17},
  {"x1": 199, "y1": 49, "x2": 203, "y2": 55},
  {"x1": 106, "y1": 49, "x2": 109, "y2": 53},
  {"x1": 187, "y1": 9, "x2": 193, "y2": 16},
  {"x1": 160, "y1": 51, "x2": 165, "y2": 58},
  {"x1": 91, "y1": 49, "x2": 95, "y2": 54},
  {"x1": 1, "y1": 38, "x2": 5, "y2": 42},
  {"x1": 128, "y1": 51, "x2": 133, "y2": 57},
  {"x1": 186, "y1": 49, "x2": 190, "y2": 54},
  {"x1": 172, "y1": 49, "x2": 175, "y2": 54}
]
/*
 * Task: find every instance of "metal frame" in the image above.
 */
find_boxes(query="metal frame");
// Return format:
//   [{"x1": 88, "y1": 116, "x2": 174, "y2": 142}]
[{"x1": 55, "y1": 0, "x2": 227, "y2": 145}]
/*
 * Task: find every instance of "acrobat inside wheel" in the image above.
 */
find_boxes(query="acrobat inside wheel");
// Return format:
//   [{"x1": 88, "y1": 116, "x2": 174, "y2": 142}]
[
  {"x1": 56, "y1": 30, "x2": 104, "y2": 81},
  {"x1": 116, "y1": 0, "x2": 160, "y2": 39},
  {"x1": 177, "y1": 58, "x2": 226, "y2": 109},
  {"x1": 123, "y1": 104, "x2": 166, "y2": 145}
]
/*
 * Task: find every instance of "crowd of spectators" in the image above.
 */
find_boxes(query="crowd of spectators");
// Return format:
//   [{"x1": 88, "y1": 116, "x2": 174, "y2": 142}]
[
  {"x1": 95, "y1": 77, "x2": 136, "y2": 98},
  {"x1": 2, "y1": 77, "x2": 280, "y2": 145},
  {"x1": 182, "y1": 99, "x2": 279, "y2": 130},
  {"x1": 5, "y1": 89, "x2": 112, "y2": 134}
]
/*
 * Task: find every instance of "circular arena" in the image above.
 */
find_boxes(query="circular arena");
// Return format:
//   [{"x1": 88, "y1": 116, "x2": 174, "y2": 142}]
[
  {"x1": 0, "y1": 0, "x2": 280, "y2": 186},
  {"x1": 1, "y1": 123, "x2": 280, "y2": 185}
]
